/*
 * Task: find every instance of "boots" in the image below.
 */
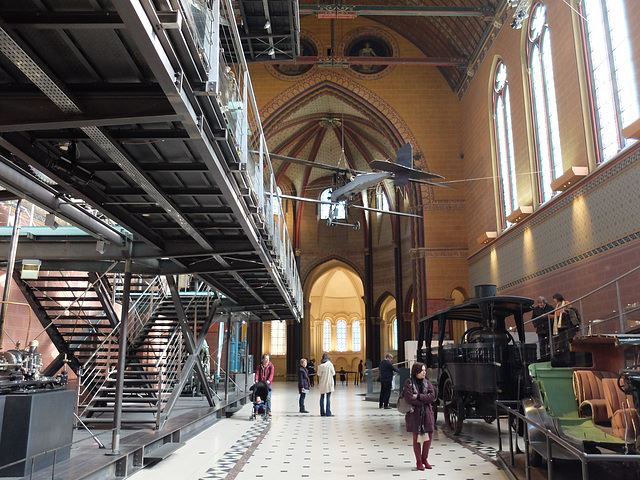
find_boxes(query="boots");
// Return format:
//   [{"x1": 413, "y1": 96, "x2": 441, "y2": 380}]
[
  {"x1": 413, "y1": 437, "x2": 424, "y2": 470},
  {"x1": 422, "y1": 439, "x2": 432, "y2": 469}
]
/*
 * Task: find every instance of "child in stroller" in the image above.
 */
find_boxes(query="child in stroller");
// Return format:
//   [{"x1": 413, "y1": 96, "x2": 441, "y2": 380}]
[{"x1": 250, "y1": 381, "x2": 270, "y2": 420}]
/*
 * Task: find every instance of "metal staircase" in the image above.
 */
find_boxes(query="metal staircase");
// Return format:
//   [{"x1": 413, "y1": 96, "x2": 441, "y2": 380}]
[
  {"x1": 16, "y1": 271, "x2": 219, "y2": 428},
  {"x1": 77, "y1": 280, "x2": 219, "y2": 428}
]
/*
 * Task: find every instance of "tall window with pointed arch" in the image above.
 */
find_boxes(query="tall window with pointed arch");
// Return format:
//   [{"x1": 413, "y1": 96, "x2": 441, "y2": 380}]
[
  {"x1": 336, "y1": 319, "x2": 347, "y2": 352},
  {"x1": 319, "y1": 188, "x2": 346, "y2": 220},
  {"x1": 580, "y1": 0, "x2": 638, "y2": 163},
  {"x1": 352, "y1": 319, "x2": 361, "y2": 352},
  {"x1": 270, "y1": 320, "x2": 286, "y2": 355},
  {"x1": 376, "y1": 186, "x2": 390, "y2": 211},
  {"x1": 323, "y1": 319, "x2": 331, "y2": 351},
  {"x1": 391, "y1": 317, "x2": 398, "y2": 350},
  {"x1": 527, "y1": 2, "x2": 562, "y2": 204},
  {"x1": 492, "y1": 60, "x2": 518, "y2": 227}
]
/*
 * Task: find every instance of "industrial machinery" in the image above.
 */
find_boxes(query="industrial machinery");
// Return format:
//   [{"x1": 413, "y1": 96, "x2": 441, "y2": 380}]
[
  {"x1": 0, "y1": 340, "x2": 67, "y2": 393},
  {"x1": 417, "y1": 285, "x2": 536, "y2": 435}
]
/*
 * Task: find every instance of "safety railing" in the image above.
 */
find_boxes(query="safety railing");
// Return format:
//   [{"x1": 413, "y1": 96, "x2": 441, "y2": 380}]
[
  {"x1": 527, "y1": 264, "x2": 640, "y2": 358},
  {"x1": 495, "y1": 400, "x2": 640, "y2": 480},
  {"x1": 175, "y1": 0, "x2": 303, "y2": 320},
  {"x1": 76, "y1": 275, "x2": 170, "y2": 415}
]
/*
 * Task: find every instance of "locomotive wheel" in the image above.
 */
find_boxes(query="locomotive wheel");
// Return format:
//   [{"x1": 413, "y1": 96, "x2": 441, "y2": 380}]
[{"x1": 442, "y1": 378, "x2": 464, "y2": 435}]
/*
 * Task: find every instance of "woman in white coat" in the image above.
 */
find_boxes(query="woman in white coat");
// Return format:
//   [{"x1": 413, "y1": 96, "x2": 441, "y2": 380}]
[{"x1": 316, "y1": 352, "x2": 335, "y2": 416}]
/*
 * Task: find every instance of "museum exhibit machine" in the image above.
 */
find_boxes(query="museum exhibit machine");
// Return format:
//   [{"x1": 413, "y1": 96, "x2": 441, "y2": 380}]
[{"x1": 0, "y1": 340, "x2": 73, "y2": 477}]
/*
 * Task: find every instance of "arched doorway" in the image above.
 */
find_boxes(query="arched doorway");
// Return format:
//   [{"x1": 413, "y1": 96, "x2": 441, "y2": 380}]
[{"x1": 305, "y1": 260, "x2": 365, "y2": 374}]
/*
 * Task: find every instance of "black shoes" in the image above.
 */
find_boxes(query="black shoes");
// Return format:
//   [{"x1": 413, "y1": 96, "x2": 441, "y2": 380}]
[{"x1": 300, "y1": 409, "x2": 309, "y2": 413}]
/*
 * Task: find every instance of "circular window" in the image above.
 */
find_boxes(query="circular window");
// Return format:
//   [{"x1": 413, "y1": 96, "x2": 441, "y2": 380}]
[
  {"x1": 345, "y1": 35, "x2": 392, "y2": 76},
  {"x1": 273, "y1": 37, "x2": 317, "y2": 77}
]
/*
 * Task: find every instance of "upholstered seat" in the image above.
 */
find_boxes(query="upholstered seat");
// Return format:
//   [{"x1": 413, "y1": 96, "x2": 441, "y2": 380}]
[
  {"x1": 573, "y1": 370, "x2": 617, "y2": 423},
  {"x1": 602, "y1": 377, "x2": 640, "y2": 440}
]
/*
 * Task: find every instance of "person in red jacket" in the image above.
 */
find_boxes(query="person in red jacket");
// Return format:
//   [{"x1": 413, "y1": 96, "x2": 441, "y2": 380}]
[{"x1": 255, "y1": 354, "x2": 275, "y2": 415}]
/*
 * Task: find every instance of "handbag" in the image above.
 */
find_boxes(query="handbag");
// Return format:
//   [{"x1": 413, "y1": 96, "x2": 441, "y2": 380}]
[
  {"x1": 397, "y1": 379, "x2": 414, "y2": 414},
  {"x1": 397, "y1": 395, "x2": 412, "y2": 414}
]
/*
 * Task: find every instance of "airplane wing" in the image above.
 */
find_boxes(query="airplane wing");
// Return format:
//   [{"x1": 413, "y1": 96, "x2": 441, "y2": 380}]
[
  {"x1": 259, "y1": 151, "x2": 367, "y2": 175},
  {"x1": 351, "y1": 204, "x2": 422, "y2": 218},
  {"x1": 276, "y1": 194, "x2": 335, "y2": 205},
  {"x1": 330, "y1": 172, "x2": 391, "y2": 203},
  {"x1": 275, "y1": 193, "x2": 421, "y2": 218}
]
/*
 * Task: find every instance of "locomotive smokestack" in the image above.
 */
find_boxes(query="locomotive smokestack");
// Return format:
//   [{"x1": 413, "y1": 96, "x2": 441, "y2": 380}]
[{"x1": 475, "y1": 284, "x2": 497, "y2": 298}]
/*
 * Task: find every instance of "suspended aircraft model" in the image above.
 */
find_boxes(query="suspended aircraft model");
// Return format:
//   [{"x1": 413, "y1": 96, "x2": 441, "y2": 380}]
[{"x1": 268, "y1": 143, "x2": 449, "y2": 229}]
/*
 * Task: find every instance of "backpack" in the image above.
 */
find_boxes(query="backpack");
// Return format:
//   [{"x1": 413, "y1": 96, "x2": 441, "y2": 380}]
[{"x1": 566, "y1": 306, "x2": 581, "y2": 327}]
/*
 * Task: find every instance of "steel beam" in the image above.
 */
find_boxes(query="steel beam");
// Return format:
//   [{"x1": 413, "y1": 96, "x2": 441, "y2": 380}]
[{"x1": 300, "y1": 5, "x2": 494, "y2": 18}]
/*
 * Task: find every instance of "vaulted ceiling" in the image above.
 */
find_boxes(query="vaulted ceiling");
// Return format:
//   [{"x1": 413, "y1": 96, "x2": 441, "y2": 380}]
[{"x1": 237, "y1": 0, "x2": 515, "y2": 204}]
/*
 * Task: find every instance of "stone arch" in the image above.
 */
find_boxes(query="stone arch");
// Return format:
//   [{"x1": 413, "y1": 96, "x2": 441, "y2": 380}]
[{"x1": 304, "y1": 259, "x2": 366, "y2": 371}]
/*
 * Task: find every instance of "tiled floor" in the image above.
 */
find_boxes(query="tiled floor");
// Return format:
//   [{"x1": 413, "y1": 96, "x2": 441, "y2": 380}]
[{"x1": 129, "y1": 382, "x2": 511, "y2": 480}]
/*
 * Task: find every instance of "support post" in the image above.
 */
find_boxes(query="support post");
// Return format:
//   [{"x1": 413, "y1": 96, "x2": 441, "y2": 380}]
[
  {"x1": 0, "y1": 199, "x2": 22, "y2": 346},
  {"x1": 110, "y1": 259, "x2": 131, "y2": 455}
]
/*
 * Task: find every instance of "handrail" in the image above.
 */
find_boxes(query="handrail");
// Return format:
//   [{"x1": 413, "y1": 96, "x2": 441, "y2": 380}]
[
  {"x1": 153, "y1": 282, "x2": 212, "y2": 421},
  {"x1": 80, "y1": 275, "x2": 167, "y2": 370},
  {"x1": 527, "y1": 264, "x2": 640, "y2": 344},
  {"x1": 173, "y1": 0, "x2": 303, "y2": 320},
  {"x1": 495, "y1": 401, "x2": 640, "y2": 480}
]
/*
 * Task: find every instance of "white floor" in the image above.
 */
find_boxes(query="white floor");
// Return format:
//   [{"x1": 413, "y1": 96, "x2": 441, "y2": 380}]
[{"x1": 129, "y1": 382, "x2": 511, "y2": 480}]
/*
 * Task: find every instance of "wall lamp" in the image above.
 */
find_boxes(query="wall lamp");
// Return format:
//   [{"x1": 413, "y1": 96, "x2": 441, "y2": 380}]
[
  {"x1": 506, "y1": 205, "x2": 533, "y2": 224},
  {"x1": 550, "y1": 166, "x2": 588, "y2": 192},
  {"x1": 477, "y1": 231, "x2": 498, "y2": 245},
  {"x1": 622, "y1": 118, "x2": 640, "y2": 139},
  {"x1": 21, "y1": 259, "x2": 42, "y2": 280}
]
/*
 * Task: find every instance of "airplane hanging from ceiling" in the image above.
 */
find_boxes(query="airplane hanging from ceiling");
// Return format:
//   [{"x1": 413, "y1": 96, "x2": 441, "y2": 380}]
[{"x1": 266, "y1": 142, "x2": 449, "y2": 229}]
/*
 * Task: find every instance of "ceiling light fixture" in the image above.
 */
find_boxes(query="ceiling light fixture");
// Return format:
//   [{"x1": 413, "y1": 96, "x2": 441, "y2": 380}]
[
  {"x1": 267, "y1": 47, "x2": 275, "y2": 56},
  {"x1": 263, "y1": 20, "x2": 270, "y2": 29}
]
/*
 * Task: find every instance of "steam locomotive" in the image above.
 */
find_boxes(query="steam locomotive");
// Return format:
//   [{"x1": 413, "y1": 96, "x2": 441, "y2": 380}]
[{"x1": 417, "y1": 285, "x2": 536, "y2": 435}]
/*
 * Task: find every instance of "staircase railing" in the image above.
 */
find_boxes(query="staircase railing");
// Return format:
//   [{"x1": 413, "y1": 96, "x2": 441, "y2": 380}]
[
  {"x1": 76, "y1": 275, "x2": 169, "y2": 414},
  {"x1": 155, "y1": 329, "x2": 185, "y2": 426},
  {"x1": 153, "y1": 284, "x2": 213, "y2": 425}
]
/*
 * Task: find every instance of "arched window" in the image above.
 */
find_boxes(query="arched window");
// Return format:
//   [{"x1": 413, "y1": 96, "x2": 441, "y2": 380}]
[
  {"x1": 323, "y1": 319, "x2": 331, "y2": 351},
  {"x1": 580, "y1": 0, "x2": 638, "y2": 163},
  {"x1": 493, "y1": 60, "x2": 518, "y2": 228},
  {"x1": 352, "y1": 320, "x2": 361, "y2": 352},
  {"x1": 270, "y1": 320, "x2": 286, "y2": 355},
  {"x1": 319, "y1": 188, "x2": 346, "y2": 220},
  {"x1": 527, "y1": 3, "x2": 562, "y2": 204},
  {"x1": 376, "y1": 186, "x2": 390, "y2": 211},
  {"x1": 392, "y1": 317, "x2": 398, "y2": 350},
  {"x1": 336, "y1": 319, "x2": 347, "y2": 352}
]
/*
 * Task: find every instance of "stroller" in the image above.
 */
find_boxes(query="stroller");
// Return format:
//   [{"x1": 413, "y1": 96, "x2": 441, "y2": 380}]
[{"x1": 249, "y1": 381, "x2": 269, "y2": 420}]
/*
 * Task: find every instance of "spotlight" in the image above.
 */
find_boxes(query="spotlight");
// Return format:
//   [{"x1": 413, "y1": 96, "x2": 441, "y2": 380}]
[
  {"x1": 45, "y1": 213, "x2": 58, "y2": 230},
  {"x1": 96, "y1": 240, "x2": 106, "y2": 255},
  {"x1": 267, "y1": 47, "x2": 275, "y2": 56},
  {"x1": 263, "y1": 20, "x2": 270, "y2": 29}
]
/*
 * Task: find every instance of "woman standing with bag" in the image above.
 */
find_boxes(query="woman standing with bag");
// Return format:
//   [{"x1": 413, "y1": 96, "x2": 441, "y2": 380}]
[{"x1": 403, "y1": 362, "x2": 436, "y2": 471}]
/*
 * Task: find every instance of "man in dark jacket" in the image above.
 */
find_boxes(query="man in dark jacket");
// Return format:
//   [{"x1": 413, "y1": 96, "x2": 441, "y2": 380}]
[
  {"x1": 379, "y1": 353, "x2": 399, "y2": 409},
  {"x1": 532, "y1": 296, "x2": 554, "y2": 360}
]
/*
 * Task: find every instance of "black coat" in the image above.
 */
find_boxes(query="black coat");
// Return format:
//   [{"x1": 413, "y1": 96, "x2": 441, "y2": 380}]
[
  {"x1": 298, "y1": 366, "x2": 310, "y2": 392},
  {"x1": 532, "y1": 303, "x2": 554, "y2": 334}
]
